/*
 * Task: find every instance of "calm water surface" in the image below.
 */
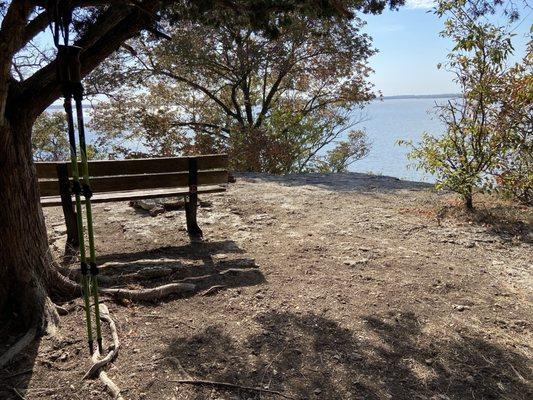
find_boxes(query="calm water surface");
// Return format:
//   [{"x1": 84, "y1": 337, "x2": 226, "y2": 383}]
[
  {"x1": 346, "y1": 97, "x2": 446, "y2": 183},
  {"x1": 56, "y1": 97, "x2": 447, "y2": 183}
]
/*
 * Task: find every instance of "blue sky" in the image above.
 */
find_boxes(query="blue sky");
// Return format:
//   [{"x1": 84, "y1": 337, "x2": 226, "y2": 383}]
[{"x1": 362, "y1": 1, "x2": 532, "y2": 96}]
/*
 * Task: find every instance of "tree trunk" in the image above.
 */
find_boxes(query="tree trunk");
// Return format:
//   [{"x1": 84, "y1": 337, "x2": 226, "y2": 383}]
[
  {"x1": 0, "y1": 117, "x2": 59, "y2": 333},
  {"x1": 464, "y1": 191, "x2": 474, "y2": 210}
]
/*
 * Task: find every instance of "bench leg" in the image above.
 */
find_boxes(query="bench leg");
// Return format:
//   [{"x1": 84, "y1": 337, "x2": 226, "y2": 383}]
[
  {"x1": 57, "y1": 164, "x2": 79, "y2": 257},
  {"x1": 185, "y1": 194, "x2": 203, "y2": 241},
  {"x1": 63, "y1": 202, "x2": 79, "y2": 256},
  {"x1": 186, "y1": 157, "x2": 203, "y2": 241}
]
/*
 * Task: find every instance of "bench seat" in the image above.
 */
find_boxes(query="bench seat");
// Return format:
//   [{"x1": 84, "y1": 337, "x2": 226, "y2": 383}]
[
  {"x1": 40, "y1": 185, "x2": 227, "y2": 207},
  {"x1": 37, "y1": 154, "x2": 229, "y2": 247}
]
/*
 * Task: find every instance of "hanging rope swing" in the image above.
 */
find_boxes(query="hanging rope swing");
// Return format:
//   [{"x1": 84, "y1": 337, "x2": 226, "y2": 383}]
[{"x1": 48, "y1": 0, "x2": 102, "y2": 355}]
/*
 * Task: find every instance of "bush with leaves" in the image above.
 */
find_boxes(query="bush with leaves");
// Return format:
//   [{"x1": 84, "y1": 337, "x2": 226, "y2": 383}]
[
  {"x1": 492, "y1": 45, "x2": 532, "y2": 205},
  {"x1": 404, "y1": 0, "x2": 527, "y2": 209}
]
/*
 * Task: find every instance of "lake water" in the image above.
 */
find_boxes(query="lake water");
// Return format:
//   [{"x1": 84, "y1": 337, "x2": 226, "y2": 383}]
[
  {"x1": 346, "y1": 97, "x2": 446, "y2": 183},
  {"x1": 53, "y1": 97, "x2": 447, "y2": 183}
]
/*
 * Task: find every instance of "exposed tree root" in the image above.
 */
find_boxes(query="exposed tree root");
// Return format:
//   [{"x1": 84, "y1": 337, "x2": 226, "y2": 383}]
[
  {"x1": 84, "y1": 304, "x2": 124, "y2": 400},
  {"x1": 48, "y1": 265, "x2": 81, "y2": 298},
  {"x1": 101, "y1": 282, "x2": 196, "y2": 301},
  {"x1": 0, "y1": 296, "x2": 59, "y2": 368},
  {"x1": 0, "y1": 326, "x2": 37, "y2": 369},
  {"x1": 55, "y1": 304, "x2": 69, "y2": 316},
  {"x1": 84, "y1": 304, "x2": 120, "y2": 379},
  {"x1": 98, "y1": 370, "x2": 124, "y2": 400},
  {"x1": 66, "y1": 266, "x2": 179, "y2": 286},
  {"x1": 201, "y1": 285, "x2": 227, "y2": 296},
  {"x1": 50, "y1": 263, "x2": 196, "y2": 302}
]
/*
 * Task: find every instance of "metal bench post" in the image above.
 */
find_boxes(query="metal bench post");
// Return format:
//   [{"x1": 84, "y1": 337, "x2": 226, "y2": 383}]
[
  {"x1": 57, "y1": 163, "x2": 79, "y2": 255},
  {"x1": 185, "y1": 157, "x2": 203, "y2": 240}
]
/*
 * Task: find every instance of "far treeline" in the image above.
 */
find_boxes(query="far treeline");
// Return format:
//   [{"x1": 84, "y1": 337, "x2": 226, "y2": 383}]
[{"x1": 32, "y1": 0, "x2": 532, "y2": 208}]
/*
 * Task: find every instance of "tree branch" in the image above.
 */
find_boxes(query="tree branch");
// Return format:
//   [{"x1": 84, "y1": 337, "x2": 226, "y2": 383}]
[
  {"x1": 0, "y1": 0, "x2": 35, "y2": 121},
  {"x1": 156, "y1": 70, "x2": 242, "y2": 122},
  {"x1": 13, "y1": 1, "x2": 160, "y2": 120}
]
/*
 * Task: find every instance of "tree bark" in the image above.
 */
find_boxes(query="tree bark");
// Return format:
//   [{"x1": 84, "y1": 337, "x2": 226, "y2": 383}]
[
  {"x1": 464, "y1": 190, "x2": 474, "y2": 210},
  {"x1": 0, "y1": 117, "x2": 59, "y2": 332}
]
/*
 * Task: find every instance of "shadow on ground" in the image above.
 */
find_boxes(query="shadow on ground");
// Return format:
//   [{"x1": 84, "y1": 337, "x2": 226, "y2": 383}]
[
  {"x1": 162, "y1": 311, "x2": 531, "y2": 400},
  {"x1": 90, "y1": 240, "x2": 265, "y2": 299},
  {"x1": 95, "y1": 240, "x2": 245, "y2": 265},
  {"x1": 1, "y1": 240, "x2": 266, "y2": 399},
  {"x1": 0, "y1": 337, "x2": 41, "y2": 400},
  {"x1": 438, "y1": 204, "x2": 532, "y2": 244},
  {"x1": 236, "y1": 172, "x2": 433, "y2": 193}
]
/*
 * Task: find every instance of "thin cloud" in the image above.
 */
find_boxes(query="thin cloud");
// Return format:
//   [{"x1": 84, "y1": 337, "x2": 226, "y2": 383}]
[{"x1": 406, "y1": 0, "x2": 436, "y2": 9}]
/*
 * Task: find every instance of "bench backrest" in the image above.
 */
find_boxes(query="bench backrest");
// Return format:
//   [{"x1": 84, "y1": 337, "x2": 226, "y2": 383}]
[{"x1": 36, "y1": 154, "x2": 228, "y2": 197}]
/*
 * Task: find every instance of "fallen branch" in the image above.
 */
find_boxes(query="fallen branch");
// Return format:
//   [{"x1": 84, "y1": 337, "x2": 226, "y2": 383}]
[{"x1": 171, "y1": 378, "x2": 299, "y2": 400}]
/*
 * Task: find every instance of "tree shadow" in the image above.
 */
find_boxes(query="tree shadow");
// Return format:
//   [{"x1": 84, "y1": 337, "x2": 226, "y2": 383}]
[
  {"x1": 438, "y1": 204, "x2": 531, "y2": 244},
  {"x1": 95, "y1": 240, "x2": 244, "y2": 265},
  {"x1": 91, "y1": 240, "x2": 264, "y2": 299},
  {"x1": 0, "y1": 337, "x2": 41, "y2": 400},
  {"x1": 161, "y1": 311, "x2": 531, "y2": 399},
  {"x1": 236, "y1": 172, "x2": 433, "y2": 193},
  {"x1": 471, "y1": 207, "x2": 530, "y2": 244}
]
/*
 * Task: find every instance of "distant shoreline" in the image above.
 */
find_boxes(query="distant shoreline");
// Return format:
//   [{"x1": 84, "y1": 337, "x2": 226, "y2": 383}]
[
  {"x1": 382, "y1": 93, "x2": 460, "y2": 100},
  {"x1": 47, "y1": 93, "x2": 461, "y2": 111}
]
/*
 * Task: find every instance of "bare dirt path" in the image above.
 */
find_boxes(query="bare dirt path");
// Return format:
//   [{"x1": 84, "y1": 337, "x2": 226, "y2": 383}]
[{"x1": 2, "y1": 172, "x2": 531, "y2": 400}]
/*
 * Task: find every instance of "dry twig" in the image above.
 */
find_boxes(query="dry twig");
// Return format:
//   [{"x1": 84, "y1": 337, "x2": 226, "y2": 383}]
[{"x1": 172, "y1": 378, "x2": 299, "y2": 399}]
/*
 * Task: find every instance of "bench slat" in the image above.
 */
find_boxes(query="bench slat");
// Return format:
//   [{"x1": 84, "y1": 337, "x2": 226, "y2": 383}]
[
  {"x1": 36, "y1": 154, "x2": 228, "y2": 179},
  {"x1": 40, "y1": 186, "x2": 227, "y2": 207},
  {"x1": 39, "y1": 170, "x2": 228, "y2": 196}
]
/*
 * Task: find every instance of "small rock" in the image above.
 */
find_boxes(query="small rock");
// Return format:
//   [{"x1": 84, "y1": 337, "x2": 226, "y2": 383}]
[
  {"x1": 131, "y1": 199, "x2": 158, "y2": 211},
  {"x1": 344, "y1": 259, "x2": 368, "y2": 267},
  {"x1": 104, "y1": 207, "x2": 111, "y2": 211},
  {"x1": 314, "y1": 388, "x2": 322, "y2": 395},
  {"x1": 453, "y1": 304, "x2": 470, "y2": 312},
  {"x1": 149, "y1": 206, "x2": 165, "y2": 217}
]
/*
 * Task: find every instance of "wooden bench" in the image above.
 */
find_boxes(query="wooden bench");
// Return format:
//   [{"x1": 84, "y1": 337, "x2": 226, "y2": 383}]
[{"x1": 37, "y1": 154, "x2": 229, "y2": 248}]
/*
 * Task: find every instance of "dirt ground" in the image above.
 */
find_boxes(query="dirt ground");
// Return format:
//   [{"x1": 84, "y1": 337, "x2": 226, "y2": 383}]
[{"x1": 1, "y1": 172, "x2": 532, "y2": 400}]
